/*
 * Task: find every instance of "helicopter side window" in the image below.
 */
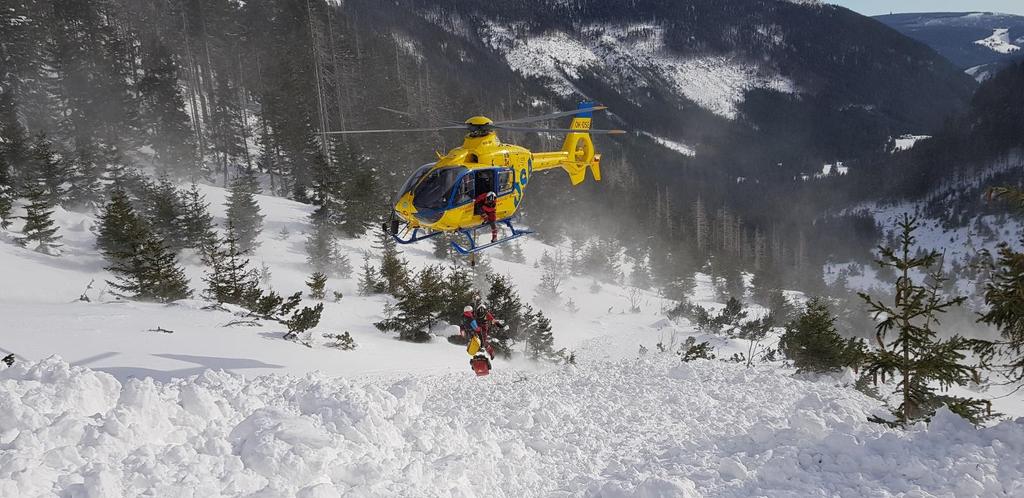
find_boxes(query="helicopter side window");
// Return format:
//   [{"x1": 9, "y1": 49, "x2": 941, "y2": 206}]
[
  {"x1": 497, "y1": 169, "x2": 514, "y2": 194},
  {"x1": 474, "y1": 170, "x2": 494, "y2": 197},
  {"x1": 413, "y1": 166, "x2": 467, "y2": 211},
  {"x1": 393, "y1": 162, "x2": 435, "y2": 205},
  {"x1": 454, "y1": 173, "x2": 475, "y2": 205}
]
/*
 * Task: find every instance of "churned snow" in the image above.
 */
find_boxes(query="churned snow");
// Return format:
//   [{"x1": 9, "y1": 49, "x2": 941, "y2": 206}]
[
  {"x1": 4, "y1": 351, "x2": 1024, "y2": 497},
  {"x1": 640, "y1": 131, "x2": 696, "y2": 157},
  {"x1": 974, "y1": 28, "x2": 1021, "y2": 54}
]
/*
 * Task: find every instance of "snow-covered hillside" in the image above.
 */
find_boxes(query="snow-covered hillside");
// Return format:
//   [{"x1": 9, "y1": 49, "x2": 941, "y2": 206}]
[
  {"x1": 975, "y1": 28, "x2": 1022, "y2": 54},
  {"x1": 3, "y1": 183, "x2": 1024, "y2": 496},
  {"x1": 475, "y1": 22, "x2": 796, "y2": 119}
]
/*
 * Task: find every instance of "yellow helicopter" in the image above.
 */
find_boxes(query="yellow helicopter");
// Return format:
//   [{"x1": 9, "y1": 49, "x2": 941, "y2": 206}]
[{"x1": 325, "y1": 102, "x2": 624, "y2": 254}]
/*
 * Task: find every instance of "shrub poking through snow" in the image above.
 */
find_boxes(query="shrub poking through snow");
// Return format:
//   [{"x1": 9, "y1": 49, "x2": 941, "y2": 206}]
[
  {"x1": 284, "y1": 303, "x2": 324, "y2": 339},
  {"x1": 679, "y1": 337, "x2": 716, "y2": 362},
  {"x1": 779, "y1": 297, "x2": 865, "y2": 374},
  {"x1": 859, "y1": 214, "x2": 993, "y2": 426},
  {"x1": 670, "y1": 297, "x2": 750, "y2": 336},
  {"x1": 323, "y1": 332, "x2": 356, "y2": 350}
]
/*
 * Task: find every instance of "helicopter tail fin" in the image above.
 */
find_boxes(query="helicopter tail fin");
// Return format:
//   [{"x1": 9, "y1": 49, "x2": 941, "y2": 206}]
[{"x1": 560, "y1": 102, "x2": 601, "y2": 185}]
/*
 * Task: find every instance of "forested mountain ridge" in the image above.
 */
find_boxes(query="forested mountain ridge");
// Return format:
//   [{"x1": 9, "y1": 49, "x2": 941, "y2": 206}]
[
  {"x1": 876, "y1": 12, "x2": 1024, "y2": 82},
  {"x1": 0, "y1": 0, "x2": 997, "y2": 295}
]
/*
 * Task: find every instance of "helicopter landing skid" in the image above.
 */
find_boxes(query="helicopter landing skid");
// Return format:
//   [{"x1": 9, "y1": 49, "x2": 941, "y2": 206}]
[
  {"x1": 451, "y1": 219, "x2": 532, "y2": 255},
  {"x1": 391, "y1": 227, "x2": 443, "y2": 245}
]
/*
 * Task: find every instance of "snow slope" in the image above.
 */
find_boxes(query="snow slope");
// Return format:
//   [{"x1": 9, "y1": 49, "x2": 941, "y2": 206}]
[
  {"x1": 478, "y1": 22, "x2": 796, "y2": 119},
  {"x1": 3, "y1": 181, "x2": 1024, "y2": 496},
  {"x1": 975, "y1": 28, "x2": 1022, "y2": 54}
]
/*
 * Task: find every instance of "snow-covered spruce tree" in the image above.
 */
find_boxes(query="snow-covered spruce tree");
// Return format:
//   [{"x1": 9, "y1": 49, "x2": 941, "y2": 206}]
[
  {"x1": 977, "y1": 187, "x2": 1024, "y2": 384},
  {"x1": 441, "y1": 266, "x2": 476, "y2": 326},
  {"x1": 225, "y1": 169, "x2": 264, "y2": 253},
  {"x1": 181, "y1": 183, "x2": 217, "y2": 251},
  {"x1": 28, "y1": 133, "x2": 69, "y2": 207},
  {"x1": 202, "y1": 224, "x2": 262, "y2": 308},
  {"x1": 96, "y1": 189, "x2": 148, "y2": 264},
  {"x1": 779, "y1": 297, "x2": 865, "y2": 373},
  {"x1": 17, "y1": 185, "x2": 62, "y2": 254},
  {"x1": 0, "y1": 152, "x2": 14, "y2": 229},
  {"x1": 337, "y1": 151, "x2": 382, "y2": 237},
  {"x1": 536, "y1": 264, "x2": 562, "y2": 303},
  {"x1": 525, "y1": 308, "x2": 557, "y2": 361},
  {"x1": 859, "y1": 214, "x2": 991, "y2": 426},
  {"x1": 306, "y1": 271, "x2": 327, "y2": 300},
  {"x1": 432, "y1": 232, "x2": 453, "y2": 260},
  {"x1": 64, "y1": 140, "x2": 109, "y2": 211},
  {"x1": 305, "y1": 218, "x2": 351, "y2": 277},
  {"x1": 357, "y1": 255, "x2": 381, "y2": 295},
  {"x1": 486, "y1": 273, "x2": 524, "y2": 356},
  {"x1": 630, "y1": 254, "x2": 653, "y2": 290},
  {"x1": 145, "y1": 176, "x2": 187, "y2": 253},
  {"x1": 137, "y1": 40, "x2": 197, "y2": 179},
  {"x1": 375, "y1": 226, "x2": 408, "y2": 295},
  {"x1": 375, "y1": 265, "x2": 445, "y2": 342},
  {"x1": 500, "y1": 239, "x2": 526, "y2": 263},
  {"x1": 107, "y1": 234, "x2": 191, "y2": 303}
]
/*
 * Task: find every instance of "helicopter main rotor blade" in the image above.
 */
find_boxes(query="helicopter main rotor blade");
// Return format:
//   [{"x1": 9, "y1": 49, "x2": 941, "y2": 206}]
[
  {"x1": 494, "y1": 125, "x2": 626, "y2": 135},
  {"x1": 377, "y1": 107, "x2": 463, "y2": 126},
  {"x1": 493, "y1": 106, "x2": 608, "y2": 125},
  {"x1": 322, "y1": 125, "x2": 466, "y2": 135}
]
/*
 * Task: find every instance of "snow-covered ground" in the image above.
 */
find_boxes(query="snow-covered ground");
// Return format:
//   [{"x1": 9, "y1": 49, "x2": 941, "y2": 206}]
[
  {"x1": 974, "y1": 28, "x2": 1021, "y2": 54},
  {"x1": 3, "y1": 183, "x2": 1024, "y2": 496}
]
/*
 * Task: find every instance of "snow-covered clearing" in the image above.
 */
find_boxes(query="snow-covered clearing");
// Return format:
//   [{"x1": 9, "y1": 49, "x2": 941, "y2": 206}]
[
  {"x1": 974, "y1": 28, "x2": 1021, "y2": 54},
  {"x1": 2, "y1": 182, "x2": 1024, "y2": 496},
  {"x1": 639, "y1": 131, "x2": 696, "y2": 157},
  {"x1": 891, "y1": 134, "x2": 930, "y2": 152}
]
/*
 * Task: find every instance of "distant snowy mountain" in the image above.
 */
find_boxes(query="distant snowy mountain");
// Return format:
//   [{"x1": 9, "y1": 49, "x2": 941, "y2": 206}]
[{"x1": 875, "y1": 12, "x2": 1024, "y2": 81}]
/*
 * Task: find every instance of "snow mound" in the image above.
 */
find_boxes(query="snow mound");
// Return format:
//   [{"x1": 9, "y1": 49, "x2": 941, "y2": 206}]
[
  {"x1": 3, "y1": 356, "x2": 1023, "y2": 496},
  {"x1": 974, "y1": 28, "x2": 1021, "y2": 54}
]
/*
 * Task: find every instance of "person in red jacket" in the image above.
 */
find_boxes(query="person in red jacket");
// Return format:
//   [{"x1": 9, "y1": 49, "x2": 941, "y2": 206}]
[{"x1": 474, "y1": 191, "x2": 498, "y2": 243}]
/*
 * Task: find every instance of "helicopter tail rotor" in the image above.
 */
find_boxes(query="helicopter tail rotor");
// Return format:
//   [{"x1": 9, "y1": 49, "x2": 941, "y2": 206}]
[{"x1": 558, "y1": 102, "x2": 602, "y2": 185}]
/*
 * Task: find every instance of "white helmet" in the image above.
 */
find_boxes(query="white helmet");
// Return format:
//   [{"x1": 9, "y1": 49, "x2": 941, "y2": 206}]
[
  {"x1": 486, "y1": 191, "x2": 496, "y2": 201},
  {"x1": 464, "y1": 306, "x2": 473, "y2": 313}
]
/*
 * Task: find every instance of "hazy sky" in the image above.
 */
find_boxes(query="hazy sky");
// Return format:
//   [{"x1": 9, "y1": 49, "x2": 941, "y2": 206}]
[{"x1": 830, "y1": 1, "x2": 1024, "y2": 16}]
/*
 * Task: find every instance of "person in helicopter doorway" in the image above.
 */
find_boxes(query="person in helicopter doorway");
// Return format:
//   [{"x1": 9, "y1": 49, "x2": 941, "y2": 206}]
[{"x1": 473, "y1": 191, "x2": 498, "y2": 243}]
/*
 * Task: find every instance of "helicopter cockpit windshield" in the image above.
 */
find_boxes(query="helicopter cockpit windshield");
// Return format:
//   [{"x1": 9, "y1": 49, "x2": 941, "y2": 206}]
[
  {"x1": 413, "y1": 166, "x2": 467, "y2": 211},
  {"x1": 393, "y1": 162, "x2": 436, "y2": 205}
]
